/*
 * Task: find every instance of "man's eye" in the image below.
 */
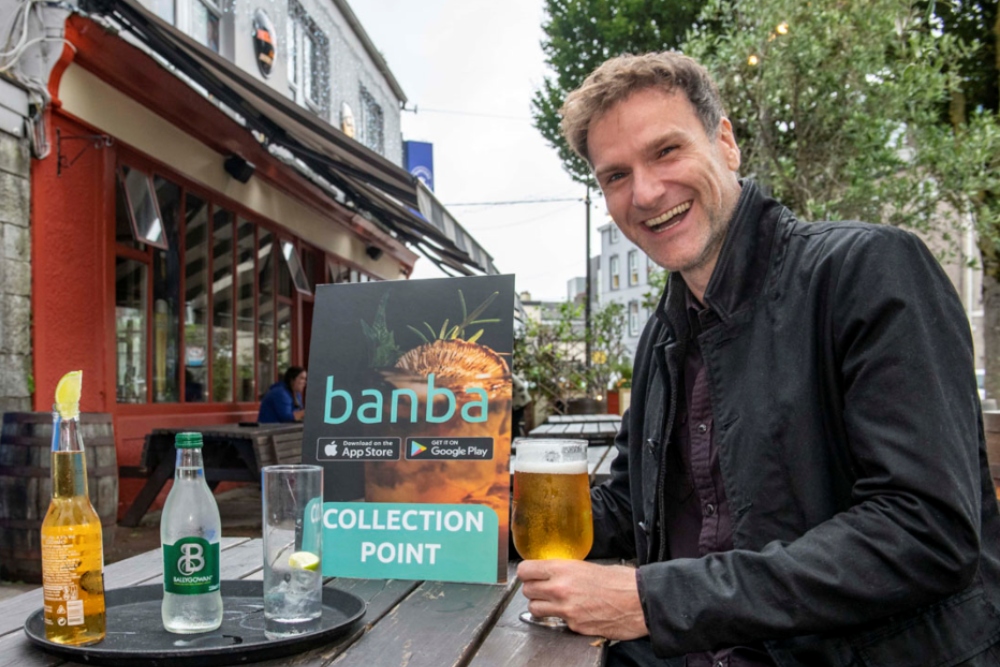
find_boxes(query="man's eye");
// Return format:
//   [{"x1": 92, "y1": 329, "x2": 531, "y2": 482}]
[
  {"x1": 658, "y1": 146, "x2": 677, "y2": 158},
  {"x1": 604, "y1": 173, "x2": 624, "y2": 185}
]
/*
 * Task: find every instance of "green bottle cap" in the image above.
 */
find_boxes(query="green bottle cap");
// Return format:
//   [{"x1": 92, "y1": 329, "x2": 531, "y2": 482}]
[{"x1": 175, "y1": 432, "x2": 204, "y2": 449}]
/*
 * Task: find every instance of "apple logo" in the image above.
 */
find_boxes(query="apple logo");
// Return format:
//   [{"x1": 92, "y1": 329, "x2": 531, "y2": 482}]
[{"x1": 324, "y1": 443, "x2": 338, "y2": 457}]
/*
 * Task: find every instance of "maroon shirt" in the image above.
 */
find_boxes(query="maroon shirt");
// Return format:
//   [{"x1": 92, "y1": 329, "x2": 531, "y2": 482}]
[{"x1": 660, "y1": 294, "x2": 774, "y2": 667}]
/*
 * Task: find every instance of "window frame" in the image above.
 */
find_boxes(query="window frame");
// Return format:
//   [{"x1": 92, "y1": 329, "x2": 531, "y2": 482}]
[
  {"x1": 609, "y1": 255, "x2": 620, "y2": 291},
  {"x1": 628, "y1": 250, "x2": 639, "y2": 286}
]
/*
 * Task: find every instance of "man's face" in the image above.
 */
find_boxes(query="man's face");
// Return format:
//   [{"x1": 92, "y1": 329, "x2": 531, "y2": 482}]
[{"x1": 589, "y1": 88, "x2": 742, "y2": 290}]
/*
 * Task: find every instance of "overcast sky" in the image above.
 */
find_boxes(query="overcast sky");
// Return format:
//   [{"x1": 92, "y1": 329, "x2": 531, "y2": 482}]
[{"x1": 349, "y1": 0, "x2": 607, "y2": 301}]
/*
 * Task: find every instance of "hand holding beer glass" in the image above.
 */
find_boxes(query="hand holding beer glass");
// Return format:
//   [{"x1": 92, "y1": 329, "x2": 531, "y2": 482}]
[{"x1": 511, "y1": 438, "x2": 593, "y2": 628}]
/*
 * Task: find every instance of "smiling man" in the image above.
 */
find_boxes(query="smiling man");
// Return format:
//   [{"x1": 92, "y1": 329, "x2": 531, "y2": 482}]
[{"x1": 517, "y1": 52, "x2": 1000, "y2": 666}]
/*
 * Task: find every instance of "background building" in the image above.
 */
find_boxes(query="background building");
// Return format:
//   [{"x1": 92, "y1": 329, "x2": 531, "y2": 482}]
[{"x1": 0, "y1": 0, "x2": 494, "y2": 516}]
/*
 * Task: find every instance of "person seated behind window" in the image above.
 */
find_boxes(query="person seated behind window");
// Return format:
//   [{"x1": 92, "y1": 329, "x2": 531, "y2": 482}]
[{"x1": 258, "y1": 366, "x2": 306, "y2": 423}]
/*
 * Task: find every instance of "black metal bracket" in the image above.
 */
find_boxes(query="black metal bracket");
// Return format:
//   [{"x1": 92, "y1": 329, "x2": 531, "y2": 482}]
[{"x1": 56, "y1": 128, "x2": 113, "y2": 176}]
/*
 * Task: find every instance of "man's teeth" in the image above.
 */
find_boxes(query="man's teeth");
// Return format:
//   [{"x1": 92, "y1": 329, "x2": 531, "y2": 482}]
[{"x1": 645, "y1": 202, "x2": 692, "y2": 228}]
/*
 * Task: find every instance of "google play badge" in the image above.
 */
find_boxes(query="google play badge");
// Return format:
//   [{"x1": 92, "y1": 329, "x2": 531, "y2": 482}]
[{"x1": 410, "y1": 441, "x2": 428, "y2": 457}]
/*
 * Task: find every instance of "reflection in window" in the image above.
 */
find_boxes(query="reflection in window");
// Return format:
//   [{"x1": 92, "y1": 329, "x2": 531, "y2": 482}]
[
  {"x1": 277, "y1": 302, "x2": 292, "y2": 373},
  {"x1": 115, "y1": 176, "x2": 144, "y2": 250},
  {"x1": 629, "y1": 302, "x2": 639, "y2": 336},
  {"x1": 152, "y1": 176, "x2": 182, "y2": 403},
  {"x1": 258, "y1": 230, "x2": 276, "y2": 394},
  {"x1": 301, "y1": 246, "x2": 319, "y2": 290},
  {"x1": 121, "y1": 166, "x2": 167, "y2": 248},
  {"x1": 116, "y1": 258, "x2": 147, "y2": 403},
  {"x1": 184, "y1": 193, "x2": 209, "y2": 403},
  {"x1": 610, "y1": 255, "x2": 620, "y2": 290},
  {"x1": 236, "y1": 220, "x2": 256, "y2": 402},
  {"x1": 212, "y1": 209, "x2": 234, "y2": 402}
]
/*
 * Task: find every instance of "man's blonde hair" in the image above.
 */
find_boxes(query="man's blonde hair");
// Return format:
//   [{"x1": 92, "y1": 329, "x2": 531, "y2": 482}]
[{"x1": 560, "y1": 51, "x2": 726, "y2": 165}]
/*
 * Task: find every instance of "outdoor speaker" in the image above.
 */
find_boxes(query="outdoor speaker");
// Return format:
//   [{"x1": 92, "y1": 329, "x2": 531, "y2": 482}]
[
  {"x1": 366, "y1": 245, "x2": 383, "y2": 260},
  {"x1": 224, "y1": 155, "x2": 255, "y2": 183}
]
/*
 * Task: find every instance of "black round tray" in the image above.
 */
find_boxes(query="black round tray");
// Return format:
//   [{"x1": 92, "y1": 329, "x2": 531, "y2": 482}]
[{"x1": 23, "y1": 580, "x2": 366, "y2": 667}]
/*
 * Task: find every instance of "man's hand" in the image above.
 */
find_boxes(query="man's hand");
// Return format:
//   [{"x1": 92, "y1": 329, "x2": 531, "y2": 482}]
[{"x1": 516, "y1": 560, "x2": 648, "y2": 640}]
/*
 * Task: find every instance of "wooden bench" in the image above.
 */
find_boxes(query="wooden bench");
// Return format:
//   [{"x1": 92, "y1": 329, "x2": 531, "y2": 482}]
[{"x1": 119, "y1": 423, "x2": 304, "y2": 527}]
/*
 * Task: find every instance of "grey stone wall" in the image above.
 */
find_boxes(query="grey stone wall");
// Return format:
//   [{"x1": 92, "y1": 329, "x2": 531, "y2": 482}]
[{"x1": 0, "y1": 80, "x2": 32, "y2": 415}]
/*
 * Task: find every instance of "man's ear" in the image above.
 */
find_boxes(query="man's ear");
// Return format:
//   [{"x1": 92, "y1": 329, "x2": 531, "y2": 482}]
[{"x1": 717, "y1": 117, "x2": 742, "y2": 172}]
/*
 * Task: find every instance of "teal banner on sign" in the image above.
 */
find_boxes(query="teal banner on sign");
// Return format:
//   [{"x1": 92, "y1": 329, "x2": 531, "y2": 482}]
[{"x1": 320, "y1": 502, "x2": 499, "y2": 583}]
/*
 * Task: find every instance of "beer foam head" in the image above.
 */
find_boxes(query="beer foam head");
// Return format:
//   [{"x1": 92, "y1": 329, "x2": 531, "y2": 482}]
[{"x1": 514, "y1": 438, "x2": 588, "y2": 474}]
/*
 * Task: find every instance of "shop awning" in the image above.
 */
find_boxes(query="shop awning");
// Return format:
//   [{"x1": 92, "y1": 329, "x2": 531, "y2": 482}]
[{"x1": 79, "y1": 0, "x2": 496, "y2": 276}]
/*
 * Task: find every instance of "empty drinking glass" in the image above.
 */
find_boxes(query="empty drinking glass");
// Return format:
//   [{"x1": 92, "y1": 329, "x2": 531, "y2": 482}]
[{"x1": 262, "y1": 464, "x2": 323, "y2": 639}]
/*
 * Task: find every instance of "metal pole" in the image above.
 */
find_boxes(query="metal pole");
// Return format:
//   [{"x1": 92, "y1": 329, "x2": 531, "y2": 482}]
[{"x1": 585, "y1": 185, "x2": 592, "y2": 373}]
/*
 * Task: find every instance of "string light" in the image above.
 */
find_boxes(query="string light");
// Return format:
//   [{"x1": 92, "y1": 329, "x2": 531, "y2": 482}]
[
  {"x1": 776, "y1": 22, "x2": 790, "y2": 34},
  {"x1": 747, "y1": 54, "x2": 760, "y2": 66}
]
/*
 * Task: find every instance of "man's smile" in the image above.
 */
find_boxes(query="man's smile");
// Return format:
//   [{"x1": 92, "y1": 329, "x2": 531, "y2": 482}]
[{"x1": 643, "y1": 200, "x2": 692, "y2": 231}]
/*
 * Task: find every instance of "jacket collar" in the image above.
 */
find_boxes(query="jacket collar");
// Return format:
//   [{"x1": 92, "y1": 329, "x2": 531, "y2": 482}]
[{"x1": 655, "y1": 180, "x2": 782, "y2": 331}]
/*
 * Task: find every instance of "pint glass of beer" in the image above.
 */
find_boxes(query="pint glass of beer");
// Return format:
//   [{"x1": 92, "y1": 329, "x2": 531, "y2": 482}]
[{"x1": 511, "y1": 438, "x2": 593, "y2": 628}]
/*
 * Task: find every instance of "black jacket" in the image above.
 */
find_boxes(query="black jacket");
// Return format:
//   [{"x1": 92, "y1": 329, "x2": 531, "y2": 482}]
[{"x1": 590, "y1": 182, "x2": 1000, "y2": 665}]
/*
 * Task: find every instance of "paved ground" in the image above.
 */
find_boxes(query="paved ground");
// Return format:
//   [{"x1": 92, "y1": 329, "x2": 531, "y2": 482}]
[{"x1": 0, "y1": 484, "x2": 264, "y2": 601}]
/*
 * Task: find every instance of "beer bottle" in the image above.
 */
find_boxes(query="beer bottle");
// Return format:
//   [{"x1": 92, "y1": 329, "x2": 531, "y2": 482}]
[
  {"x1": 160, "y1": 432, "x2": 223, "y2": 633},
  {"x1": 41, "y1": 370, "x2": 106, "y2": 645}
]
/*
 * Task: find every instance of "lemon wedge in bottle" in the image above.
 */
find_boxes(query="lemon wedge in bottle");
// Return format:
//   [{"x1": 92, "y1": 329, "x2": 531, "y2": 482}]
[
  {"x1": 54, "y1": 370, "x2": 83, "y2": 420},
  {"x1": 288, "y1": 551, "x2": 320, "y2": 571}
]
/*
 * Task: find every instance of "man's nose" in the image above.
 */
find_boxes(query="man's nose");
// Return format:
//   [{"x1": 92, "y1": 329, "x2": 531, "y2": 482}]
[{"x1": 631, "y1": 165, "x2": 663, "y2": 211}]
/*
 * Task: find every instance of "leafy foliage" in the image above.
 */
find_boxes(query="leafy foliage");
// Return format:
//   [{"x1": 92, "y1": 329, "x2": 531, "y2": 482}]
[
  {"x1": 513, "y1": 301, "x2": 629, "y2": 415},
  {"x1": 532, "y1": 0, "x2": 703, "y2": 184},
  {"x1": 686, "y1": 0, "x2": 967, "y2": 229}
]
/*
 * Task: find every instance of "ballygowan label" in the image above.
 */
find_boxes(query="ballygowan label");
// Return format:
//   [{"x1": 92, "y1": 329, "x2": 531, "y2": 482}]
[{"x1": 163, "y1": 537, "x2": 220, "y2": 594}]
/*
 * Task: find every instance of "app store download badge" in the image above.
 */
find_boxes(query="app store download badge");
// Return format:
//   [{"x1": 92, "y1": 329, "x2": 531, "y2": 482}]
[
  {"x1": 405, "y1": 437, "x2": 494, "y2": 460},
  {"x1": 317, "y1": 437, "x2": 401, "y2": 461}
]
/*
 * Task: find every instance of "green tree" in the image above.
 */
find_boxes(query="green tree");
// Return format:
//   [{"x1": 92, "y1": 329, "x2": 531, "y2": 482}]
[
  {"x1": 513, "y1": 301, "x2": 629, "y2": 418},
  {"x1": 916, "y1": 0, "x2": 1000, "y2": 398},
  {"x1": 532, "y1": 0, "x2": 702, "y2": 184},
  {"x1": 685, "y1": 0, "x2": 964, "y2": 228}
]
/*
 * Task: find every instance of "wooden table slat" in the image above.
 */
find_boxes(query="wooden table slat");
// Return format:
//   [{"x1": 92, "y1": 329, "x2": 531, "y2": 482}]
[
  {"x1": 467, "y1": 582, "x2": 603, "y2": 667},
  {"x1": 329, "y1": 565, "x2": 519, "y2": 667},
  {"x1": 0, "y1": 537, "x2": 253, "y2": 639},
  {"x1": 248, "y1": 578, "x2": 421, "y2": 667}
]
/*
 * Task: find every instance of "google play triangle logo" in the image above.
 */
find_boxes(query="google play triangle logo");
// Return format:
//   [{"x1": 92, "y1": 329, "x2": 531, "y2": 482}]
[{"x1": 410, "y1": 441, "x2": 428, "y2": 457}]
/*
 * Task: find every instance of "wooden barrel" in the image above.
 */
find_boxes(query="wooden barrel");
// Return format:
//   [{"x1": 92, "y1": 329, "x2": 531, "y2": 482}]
[{"x1": 0, "y1": 412, "x2": 118, "y2": 583}]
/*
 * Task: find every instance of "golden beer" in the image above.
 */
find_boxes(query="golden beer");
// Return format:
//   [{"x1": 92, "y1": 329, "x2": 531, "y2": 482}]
[
  {"x1": 511, "y1": 440, "x2": 593, "y2": 561},
  {"x1": 41, "y1": 451, "x2": 106, "y2": 645},
  {"x1": 42, "y1": 372, "x2": 106, "y2": 646}
]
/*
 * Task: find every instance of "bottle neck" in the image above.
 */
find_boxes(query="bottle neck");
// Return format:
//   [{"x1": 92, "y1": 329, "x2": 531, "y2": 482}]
[
  {"x1": 51, "y1": 412, "x2": 88, "y2": 497},
  {"x1": 175, "y1": 447, "x2": 205, "y2": 481},
  {"x1": 52, "y1": 412, "x2": 84, "y2": 453}
]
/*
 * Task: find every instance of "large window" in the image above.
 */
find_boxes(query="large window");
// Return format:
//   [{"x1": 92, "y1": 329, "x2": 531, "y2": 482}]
[
  {"x1": 609, "y1": 255, "x2": 620, "y2": 291},
  {"x1": 287, "y1": 1, "x2": 329, "y2": 115},
  {"x1": 359, "y1": 86, "x2": 385, "y2": 155},
  {"x1": 113, "y1": 161, "x2": 347, "y2": 406}
]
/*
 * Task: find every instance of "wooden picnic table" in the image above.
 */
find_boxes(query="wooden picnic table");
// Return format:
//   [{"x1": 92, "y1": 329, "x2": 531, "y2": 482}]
[
  {"x1": 119, "y1": 423, "x2": 304, "y2": 528},
  {"x1": 0, "y1": 538, "x2": 607, "y2": 666},
  {"x1": 528, "y1": 413, "x2": 621, "y2": 448}
]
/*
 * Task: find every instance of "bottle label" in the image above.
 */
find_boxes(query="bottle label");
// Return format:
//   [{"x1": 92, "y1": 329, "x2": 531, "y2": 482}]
[{"x1": 163, "y1": 538, "x2": 220, "y2": 594}]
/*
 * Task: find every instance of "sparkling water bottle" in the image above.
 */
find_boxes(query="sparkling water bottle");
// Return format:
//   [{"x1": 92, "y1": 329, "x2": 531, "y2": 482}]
[{"x1": 160, "y1": 432, "x2": 223, "y2": 633}]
